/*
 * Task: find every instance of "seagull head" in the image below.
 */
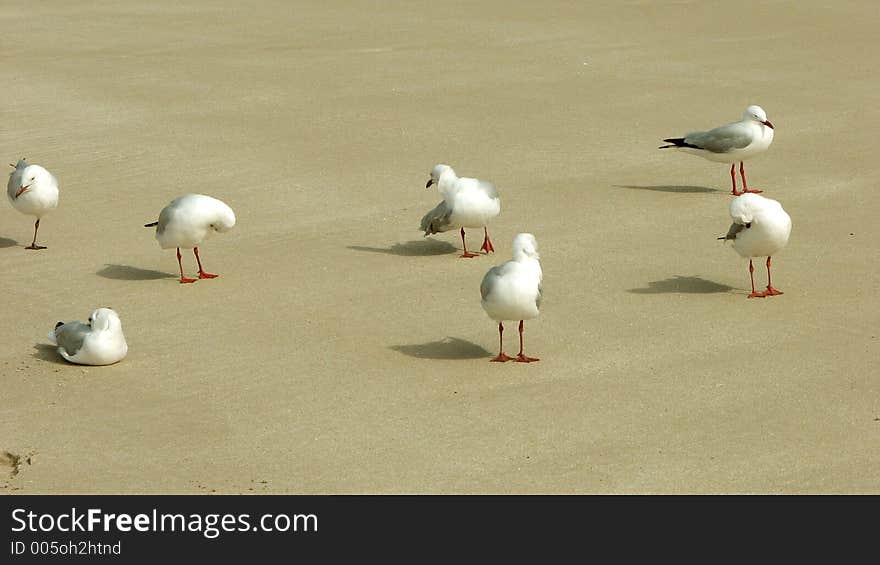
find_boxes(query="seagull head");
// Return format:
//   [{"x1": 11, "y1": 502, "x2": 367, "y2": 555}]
[
  {"x1": 744, "y1": 105, "x2": 773, "y2": 129},
  {"x1": 208, "y1": 200, "x2": 237, "y2": 233},
  {"x1": 426, "y1": 163, "x2": 454, "y2": 188},
  {"x1": 89, "y1": 308, "x2": 122, "y2": 333},
  {"x1": 512, "y1": 233, "x2": 540, "y2": 261}
]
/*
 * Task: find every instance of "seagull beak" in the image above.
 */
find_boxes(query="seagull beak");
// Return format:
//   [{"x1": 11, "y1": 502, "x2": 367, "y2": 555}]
[
  {"x1": 762, "y1": 119, "x2": 774, "y2": 129},
  {"x1": 14, "y1": 183, "x2": 31, "y2": 198},
  {"x1": 425, "y1": 178, "x2": 434, "y2": 189}
]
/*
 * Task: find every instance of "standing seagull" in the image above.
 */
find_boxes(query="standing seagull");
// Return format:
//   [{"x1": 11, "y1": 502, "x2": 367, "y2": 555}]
[
  {"x1": 47, "y1": 308, "x2": 128, "y2": 366},
  {"x1": 719, "y1": 193, "x2": 792, "y2": 298},
  {"x1": 420, "y1": 164, "x2": 501, "y2": 258},
  {"x1": 145, "y1": 194, "x2": 236, "y2": 284},
  {"x1": 480, "y1": 233, "x2": 543, "y2": 362},
  {"x1": 660, "y1": 105, "x2": 775, "y2": 195},
  {"x1": 6, "y1": 158, "x2": 59, "y2": 249}
]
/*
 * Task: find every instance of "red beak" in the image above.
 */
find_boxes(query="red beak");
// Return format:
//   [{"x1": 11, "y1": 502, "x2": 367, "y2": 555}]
[
  {"x1": 762, "y1": 119, "x2": 774, "y2": 130},
  {"x1": 14, "y1": 184, "x2": 30, "y2": 199}
]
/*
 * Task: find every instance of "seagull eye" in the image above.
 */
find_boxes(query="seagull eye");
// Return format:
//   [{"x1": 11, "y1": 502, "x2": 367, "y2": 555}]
[{"x1": 745, "y1": 222, "x2": 752, "y2": 228}]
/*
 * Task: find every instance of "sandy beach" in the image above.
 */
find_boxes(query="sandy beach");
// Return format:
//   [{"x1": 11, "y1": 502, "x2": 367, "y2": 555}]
[{"x1": 2, "y1": 1, "x2": 878, "y2": 494}]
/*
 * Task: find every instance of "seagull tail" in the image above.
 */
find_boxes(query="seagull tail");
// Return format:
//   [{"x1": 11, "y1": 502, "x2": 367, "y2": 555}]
[
  {"x1": 144, "y1": 221, "x2": 159, "y2": 228},
  {"x1": 659, "y1": 137, "x2": 699, "y2": 149}
]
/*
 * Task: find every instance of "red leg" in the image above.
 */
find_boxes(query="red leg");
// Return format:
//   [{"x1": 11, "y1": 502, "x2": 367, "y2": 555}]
[
  {"x1": 764, "y1": 256, "x2": 783, "y2": 296},
  {"x1": 741, "y1": 162, "x2": 762, "y2": 194},
  {"x1": 177, "y1": 248, "x2": 197, "y2": 284},
  {"x1": 747, "y1": 259, "x2": 765, "y2": 298},
  {"x1": 459, "y1": 227, "x2": 478, "y2": 258},
  {"x1": 194, "y1": 247, "x2": 218, "y2": 279},
  {"x1": 480, "y1": 226, "x2": 495, "y2": 254},
  {"x1": 490, "y1": 322, "x2": 512, "y2": 362},
  {"x1": 730, "y1": 164, "x2": 741, "y2": 196},
  {"x1": 24, "y1": 219, "x2": 47, "y2": 250},
  {"x1": 515, "y1": 320, "x2": 540, "y2": 363}
]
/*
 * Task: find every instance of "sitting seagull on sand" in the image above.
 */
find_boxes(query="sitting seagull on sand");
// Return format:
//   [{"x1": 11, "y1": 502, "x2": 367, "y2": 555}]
[
  {"x1": 420, "y1": 164, "x2": 501, "y2": 258},
  {"x1": 144, "y1": 194, "x2": 236, "y2": 284},
  {"x1": 718, "y1": 193, "x2": 792, "y2": 298},
  {"x1": 480, "y1": 233, "x2": 543, "y2": 362},
  {"x1": 48, "y1": 308, "x2": 128, "y2": 366},
  {"x1": 660, "y1": 105, "x2": 774, "y2": 195},
  {"x1": 6, "y1": 158, "x2": 59, "y2": 249}
]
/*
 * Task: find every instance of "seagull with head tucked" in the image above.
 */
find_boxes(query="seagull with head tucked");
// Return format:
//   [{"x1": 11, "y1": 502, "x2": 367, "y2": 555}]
[
  {"x1": 7, "y1": 158, "x2": 59, "y2": 249},
  {"x1": 719, "y1": 193, "x2": 792, "y2": 298},
  {"x1": 420, "y1": 164, "x2": 501, "y2": 258},
  {"x1": 145, "y1": 194, "x2": 236, "y2": 284},
  {"x1": 48, "y1": 308, "x2": 128, "y2": 366},
  {"x1": 480, "y1": 233, "x2": 543, "y2": 362},
  {"x1": 660, "y1": 105, "x2": 775, "y2": 195}
]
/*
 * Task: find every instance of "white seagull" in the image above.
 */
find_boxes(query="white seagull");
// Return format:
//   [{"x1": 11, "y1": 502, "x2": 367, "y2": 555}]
[
  {"x1": 718, "y1": 193, "x2": 792, "y2": 298},
  {"x1": 48, "y1": 308, "x2": 128, "y2": 366},
  {"x1": 660, "y1": 105, "x2": 775, "y2": 195},
  {"x1": 420, "y1": 164, "x2": 501, "y2": 258},
  {"x1": 480, "y1": 233, "x2": 543, "y2": 362},
  {"x1": 144, "y1": 194, "x2": 236, "y2": 284},
  {"x1": 6, "y1": 158, "x2": 59, "y2": 249}
]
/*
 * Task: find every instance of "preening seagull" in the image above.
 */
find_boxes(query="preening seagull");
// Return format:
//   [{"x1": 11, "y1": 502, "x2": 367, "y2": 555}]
[
  {"x1": 718, "y1": 193, "x2": 792, "y2": 298},
  {"x1": 145, "y1": 194, "x2": 236, "y2": 284}
]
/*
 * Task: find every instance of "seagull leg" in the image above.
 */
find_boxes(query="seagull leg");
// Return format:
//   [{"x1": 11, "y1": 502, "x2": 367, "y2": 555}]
[
  {"x1": 740, "y1": 162, "x2": 763, "y2": 194},
  {"x1": 730, "y1": 164, "x2": 741, "y2": 196},
  {"x1": 515, "y1": 320, "x2": 540, "y2": 363},
  {"x1": 24, "y1": 219, "x2": 47, "y2": 250},
  {"x1": 490, "y1": 322, "x2": 512, "y2": 362},
  {"x1": 459, "y1": 227, "x2": 478, "y2": 258},
  {"x1": 480, "y1": 226, "x2": 495, "y2": 254},
  {"x1": 747, "y1": 259, "x2": 765, "y2": 298},
  {"x1": 764, "y1": 256, "x2": 783, "y2": 296},
  {"x1": 177, "y1": 248, "x2": 197, "y2": 284},
  {"x1": 193, "y1": 247, "x2": 218, "y2": 279}
]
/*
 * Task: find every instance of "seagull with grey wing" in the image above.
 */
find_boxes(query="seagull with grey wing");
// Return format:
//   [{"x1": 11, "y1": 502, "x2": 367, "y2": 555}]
[
  {"x1": 660, "y1": 105, "x2": 775, "y2": 195},
  {"x1": 480, "y1": 233, "x2": 543, "y2": 363},
  {"x1": 420, "y1": 164, "x2": 501, "y2": 258},
  {"x1": 48, "y1": 308, "x2": 128, "y2": 365}
]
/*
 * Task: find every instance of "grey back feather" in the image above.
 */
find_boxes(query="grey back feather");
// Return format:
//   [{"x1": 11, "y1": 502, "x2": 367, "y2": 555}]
[
  {"x1": 54, "y1": 321, "x2": 90, "y2": 356},
  {"x1": 155, "y1": 204, "x2": 174, "y2": 236},
  {"x1": 480, "y1": 265, "x2": 504, "y2": 300},
  {"x1": 686, "y1": 123, "x2": 753, "y2": 153},
  {"x1": 420, "y1": 200, "x2": 453, "y2": 235}
]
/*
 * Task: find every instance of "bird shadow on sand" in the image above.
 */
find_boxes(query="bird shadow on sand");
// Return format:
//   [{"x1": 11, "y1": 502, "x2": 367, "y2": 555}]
[
  {"x1": 96, "y1": 264, "x2": 175, "y2": 281},
  {"x1": 629, "y1": 275, "x2": 735, "y2": 294},
  {"x1": 390, "y1": 337, "x2": 491, "y2": 360},
  {"x1": 348, "y1": 239, "x2": 457, "y2": 257},
  {"x1": 31, "y1": 343, "x2": 68, "y2": 366},
  {"x1": 614, "y1": 184, "x2": 722, "y2": 194},
  {"x1": 0, "y1": 237, "x2": 18, "y2": 248}
]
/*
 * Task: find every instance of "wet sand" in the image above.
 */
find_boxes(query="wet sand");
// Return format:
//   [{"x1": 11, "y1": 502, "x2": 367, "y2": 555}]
[{"x1": 2, "y1": 1, "x2": 878, "y2": 493}]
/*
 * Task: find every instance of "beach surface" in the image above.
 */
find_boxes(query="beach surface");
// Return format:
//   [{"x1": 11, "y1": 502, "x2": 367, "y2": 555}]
[{"x1": 2, "y1": 1, "x2": 878, "y2": 494}]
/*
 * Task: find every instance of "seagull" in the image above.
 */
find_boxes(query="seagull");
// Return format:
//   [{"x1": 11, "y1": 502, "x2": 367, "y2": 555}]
[
  {"x1": 6, "y1": 158, "x2": 59, "y2": 249},
  {"x1": 660, "y1": 105, "x2": 775, "y2": 195},
  {"x1": 420, "y1": 164, "x2": 501, "y2": 258},
  {"x1": 480, "y1": 233, "x2": 543, "y2": 362},
  {"x1": 47, "y1": 308, "x2": 128, "y2": 365},
  {"x1": 718, "y1": 193, "x2": 792, "y2": 298},
  {"x1": 144, "y1": 194, "x2": 236, "y2": 284}
]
